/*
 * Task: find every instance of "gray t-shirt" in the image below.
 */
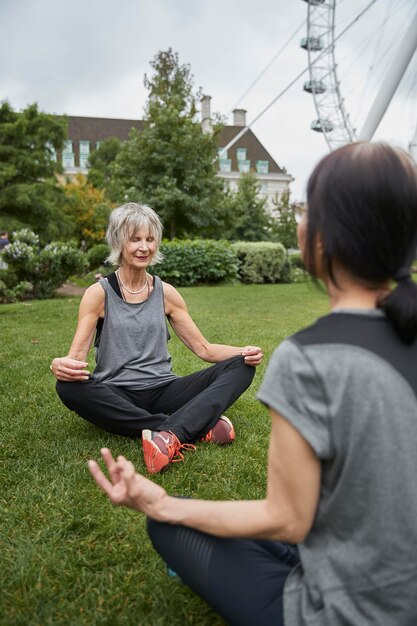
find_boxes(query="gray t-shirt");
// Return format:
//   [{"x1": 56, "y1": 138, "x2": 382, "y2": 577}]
[{"x1": 258, "y1": 309, "x2": 417, "y2": 625}]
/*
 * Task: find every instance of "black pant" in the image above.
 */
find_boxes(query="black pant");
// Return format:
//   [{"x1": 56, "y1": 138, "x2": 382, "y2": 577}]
[
  {"x1": 56, "y1": 356, "x2": 255, "y2": 442},
  {"x1": 147, "y1": 518, "x2": 300, "y2": 626}
]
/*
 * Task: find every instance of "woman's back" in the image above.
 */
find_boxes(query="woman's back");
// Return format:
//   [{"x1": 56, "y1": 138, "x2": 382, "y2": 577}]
[{"x1": 259, "y1": 308, "x2": 417, "y2": 623}]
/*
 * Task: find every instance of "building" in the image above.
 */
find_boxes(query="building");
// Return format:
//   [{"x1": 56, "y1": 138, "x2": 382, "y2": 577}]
[{"x1": 57, "y1": 96, "x2": 293, "y2": 212}]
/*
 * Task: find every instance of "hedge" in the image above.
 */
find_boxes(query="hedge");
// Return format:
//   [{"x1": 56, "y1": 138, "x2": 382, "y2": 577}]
[
  {"x1": 152, "y1": 239, "x2": 239, "y2": 287},
  {"x1": 231, "y1": 241, "x2": 287, "y2": 284}
]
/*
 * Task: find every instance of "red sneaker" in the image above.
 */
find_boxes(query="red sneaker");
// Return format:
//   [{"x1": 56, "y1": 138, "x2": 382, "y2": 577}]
[
  {"x1": 202, "y1": 416, "x2": 235, "y2": 445},
  {"x1": 142, "y1": 430, "x2": 195, "y2": 474}
]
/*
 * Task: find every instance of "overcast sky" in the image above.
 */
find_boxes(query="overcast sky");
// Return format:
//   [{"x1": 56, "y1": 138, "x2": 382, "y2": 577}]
[{"x1": 1, "y1": 0, "x2": 416, "y2": 200}]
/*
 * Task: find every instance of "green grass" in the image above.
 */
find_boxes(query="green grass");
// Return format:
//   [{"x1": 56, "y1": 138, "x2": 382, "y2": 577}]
[{"x1": 0, "y1": 283, "x2": 328, "y2": 626}]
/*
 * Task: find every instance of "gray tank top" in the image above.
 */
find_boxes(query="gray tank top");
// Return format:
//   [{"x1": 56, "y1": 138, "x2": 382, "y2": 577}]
[{"x1": 93, "y1": 275, "x2": 177, "y2": 389}]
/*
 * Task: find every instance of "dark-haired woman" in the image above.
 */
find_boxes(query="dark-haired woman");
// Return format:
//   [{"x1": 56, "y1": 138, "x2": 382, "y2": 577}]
[{"x1": 89, "y1": 143, "x2": 417, "y2": 625}]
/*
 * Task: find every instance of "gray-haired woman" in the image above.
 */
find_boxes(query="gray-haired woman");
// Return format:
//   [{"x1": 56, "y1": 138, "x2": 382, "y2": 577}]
[{"x1": 51, "y1": 203, "x2": 262, "y2": 473}]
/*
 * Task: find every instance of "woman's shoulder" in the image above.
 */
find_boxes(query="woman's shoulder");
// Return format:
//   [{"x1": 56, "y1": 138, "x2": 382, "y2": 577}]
[
  {"x1": 158, "y1": 278, "x2": 180, "y2": 298},
  {"x1": 81, "y1": 281, "x2": 106, "y2": 305}
]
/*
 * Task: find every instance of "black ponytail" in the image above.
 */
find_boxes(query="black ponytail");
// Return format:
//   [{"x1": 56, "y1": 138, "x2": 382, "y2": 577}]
[{"x1": 381, "y1": 274, "x2": 417, "y2": 344}]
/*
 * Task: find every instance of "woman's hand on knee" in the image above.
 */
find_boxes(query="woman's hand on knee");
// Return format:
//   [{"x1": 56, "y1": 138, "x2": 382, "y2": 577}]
[
  {"x1": 241, "y1": 346, "x2": 263, "y2": 367},
  {"x1": 88, "y1": 448, "x2": 168, "y2": 518},
  {"x1": 50, "y1": 357, "x2": 90, "y2": 381}
]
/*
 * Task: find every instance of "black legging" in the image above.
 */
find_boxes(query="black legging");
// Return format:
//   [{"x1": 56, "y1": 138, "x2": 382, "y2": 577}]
[
  {"x1": 147, "y1": 518, "x2": 300, "y2": 626},
  {"x1": 56, "y1": 356, "x2": 255, "y2": 442}
]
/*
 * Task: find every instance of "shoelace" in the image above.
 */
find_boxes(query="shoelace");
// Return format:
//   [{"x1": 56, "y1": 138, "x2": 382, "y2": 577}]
[{"x1": 167, "y1": 432, "x2": 196, "y2": 463}]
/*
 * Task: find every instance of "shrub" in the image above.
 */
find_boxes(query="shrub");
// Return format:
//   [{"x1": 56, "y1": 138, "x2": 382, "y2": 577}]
[
  {"x1": 86, "y1": 243, "x2": 110, "y2": 270},
  {"x1": 288, "y1": 251, "x2": 304, "y2": 269},
  {"x1": 231, "y1": 242, "x2": 286, "y2": 284},
  {"x1": 1, "y1": 229, "x2": 88, "y2": 300},
  {"x1": 152, "y1": 239, "x2": 238, "y2": 287},
  {"x1": 278, "y1": 255, "x2": 309, "y2": 284},
  {"x1": 0, "y1": 279, "x2": 32, "y2": 303}
]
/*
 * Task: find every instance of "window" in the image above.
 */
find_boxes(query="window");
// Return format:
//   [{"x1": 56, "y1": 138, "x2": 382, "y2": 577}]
[
  {"x1": 63, "y1": 141, "x2": 73, "y2": 154},
  {"x1": 218, "y1": 148, "x2": 227, "y2": 159},
  {"x1": 219, "y1": 159, "x2": 232, "y2": 173},
  {"x1": 79, "y1": 154, "x2": 90, "y2": 169},
  {"x1": 256, "y1": 160, "x2": 269, "y2": 174},
  {"x1": 96, "y1": 141, "x2": 101, "y2": 149},
  {"x1": 238, "y1": 160, "x2": 250, "y2": 173},
  {"x1": 236, "y1": 148, "x2": 247, "y2": 161},
  {"x1": 62, "y1": 141, "x2": 74, "y2": 168},
  {"x1": 79, "y1": 140, "x2": 90, "y2": 155}
]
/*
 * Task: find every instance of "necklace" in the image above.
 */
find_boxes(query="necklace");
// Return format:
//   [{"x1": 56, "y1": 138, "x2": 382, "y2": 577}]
[{"x1": 117, "y1": 270, "x2": 148, "y2": 295}]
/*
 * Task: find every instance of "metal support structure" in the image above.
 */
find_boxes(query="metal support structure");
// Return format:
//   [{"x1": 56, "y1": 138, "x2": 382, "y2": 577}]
[
  {"x1": 358, "y1": 10, "x2": 417, "y2": 141},
  {"x1": 304, "y1": 0, "x2": 356, "y2": 150}
]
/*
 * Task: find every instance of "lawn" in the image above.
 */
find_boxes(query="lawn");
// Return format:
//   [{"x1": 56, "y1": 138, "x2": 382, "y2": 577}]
[{"x1": 1, "y1": 283, "x2": 328, "y2": 626}]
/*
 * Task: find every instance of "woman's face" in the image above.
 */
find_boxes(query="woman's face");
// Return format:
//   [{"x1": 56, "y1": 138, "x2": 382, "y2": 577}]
[
  {"x1": 296, "y1": 206, "x2": 326, "y2": 280},
  {"x1": 121, "y1": 226, "x2": 157, "y2": 270},
  {"x1": 295, "y1": 205, "x2": 308, "y2": 261}
]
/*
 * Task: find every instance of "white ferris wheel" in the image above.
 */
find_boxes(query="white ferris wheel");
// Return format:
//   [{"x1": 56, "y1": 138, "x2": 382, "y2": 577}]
[{"x1": 301, "y1": 0, "x2": 417, "y2": 157}]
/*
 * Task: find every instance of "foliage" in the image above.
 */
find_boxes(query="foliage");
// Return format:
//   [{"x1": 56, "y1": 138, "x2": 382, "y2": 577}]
[
  {"x1": 278, "y1": 254, "x2": 308, "y2": 284},
  {"x1": 86, "y1": 243, "x2": 111, "y2": 270},
  {"x1": 231, "y1": 241, "x2": 286, "y2": 284},
  {"x1": 105, "y1": 49, "x2": 228, "y2": 239},
  {"x1": 1, "y1": 228, "x2": 88, "y2": 300},
  {"x1": 150, "y1": 239, "x2": 238, "y2": 286},
  {"x1": 1, "y1": 284, "x2": 327, "y2": 625},
  {"x1": 61, "y1": 175, "x2": 113, "y2": 246},
  {"x1": 0, "y1": 101, "x2": 73, "y2": 242},
  {"x1": 227, "y1": 173, "x2": 272, "y2": 241},
  {"x1": 270, "y1": 192, "x2": 298, "y2": 249},
  {"x1": 87, "y1": 137, "x2": 121, "y2": 190}
]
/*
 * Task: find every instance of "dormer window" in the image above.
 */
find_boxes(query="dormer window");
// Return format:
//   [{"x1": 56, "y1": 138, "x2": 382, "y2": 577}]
[
  {"x1": 238, "y1": 160, "x2": 250, "y2": 174},
  {"x1": 256, "y1": 160, "x2": 269, "y2": 174},
  {"x1": 236, "y1": 148, "x2": 247, "y2": 161},
  {"x1": 219, "y1": 159, "x2": 232, "y2": 173}
]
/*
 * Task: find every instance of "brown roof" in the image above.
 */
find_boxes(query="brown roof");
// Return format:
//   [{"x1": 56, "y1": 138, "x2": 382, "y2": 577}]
[
  {"x1": 66, "y1": 115, "x2": 144, "y2": 144},
  {"x1": 217, "y1": 126, "x2": 285, "y2": 174},
  {"x1": 64, "y1": 115, "x2": 285, "y2": 174}
]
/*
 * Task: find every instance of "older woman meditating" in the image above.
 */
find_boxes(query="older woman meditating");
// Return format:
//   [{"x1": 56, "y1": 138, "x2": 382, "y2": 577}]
[{"x1": 51, "y1": 203, "x2": 262, "y2": 473}]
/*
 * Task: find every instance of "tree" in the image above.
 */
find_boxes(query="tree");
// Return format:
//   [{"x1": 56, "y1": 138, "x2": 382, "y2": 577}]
[
  {"x1": 106, "y1": 49, "x2": 227, "y2": 239},
  {"x1": 0, "y1": 102, "x2": 73, "y2": 241},
  {"x1": 87, "y1": 137, "x2": 121, "y2": 190},
  {"x1": 62, "y1": 175, "x2": 113, "y2": 246},
  {"x1": 227, "y1": 173, "x2": 272, "y2": 241},
  {"x1": 270, "y1": 192, "x2": 298, "y2": 249}
]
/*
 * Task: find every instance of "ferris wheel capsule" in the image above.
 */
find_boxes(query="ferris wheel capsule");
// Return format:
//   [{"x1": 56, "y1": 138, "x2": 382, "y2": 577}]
[
  {"x1": 311, "y1": 119, "x2": 335, "y2": 133},
  {"x1": 300, "y1": 36, "x2": 323, "y2": 51},
  {"x1": 303, "y1": 80, "x2": 326, "y2": 94}
]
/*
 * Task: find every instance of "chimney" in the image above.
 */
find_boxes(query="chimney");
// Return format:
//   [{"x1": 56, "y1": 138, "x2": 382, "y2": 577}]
[
  {"x1": 200, "y1": 95, "x2": 212, "y2": 134},
  {"x1": 233, "y1": 108, "x2": 247, "y2": 127}
]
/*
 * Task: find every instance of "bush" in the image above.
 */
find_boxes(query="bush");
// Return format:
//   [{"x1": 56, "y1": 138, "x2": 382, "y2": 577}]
[
  {"x1": 1, "y1": 229, "x2": 88, "y2": 300},
  {"x1": 86, "y1": 243, "x2": 110, "y2": 270},
  {"x1": 288, "y1": 251, "x2": 304, "y2": 269},
  {"x1": 0, "y1": 279, "x2": 32, "y2": 303},
  {"x1": 278, "y1": 254, "x2": 309, "y2": 284},
  {"x1": 231, "y1": 242, "x2": 286, "y2": 284},
  {"x1": 152, "y1": 239, "x2": 238, "y2": 287}
]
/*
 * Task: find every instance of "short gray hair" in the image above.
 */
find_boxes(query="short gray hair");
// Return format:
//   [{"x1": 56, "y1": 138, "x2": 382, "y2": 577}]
[{"x1": 106, "y1": 202, "x2": 164, "y2": 267}]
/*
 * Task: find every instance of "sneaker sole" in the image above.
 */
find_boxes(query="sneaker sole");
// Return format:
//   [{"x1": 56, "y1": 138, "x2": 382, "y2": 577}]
[{"x1": 142, "y1": 430, "x2": 170, "y2": 474}]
